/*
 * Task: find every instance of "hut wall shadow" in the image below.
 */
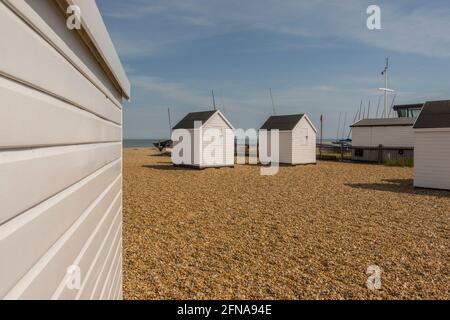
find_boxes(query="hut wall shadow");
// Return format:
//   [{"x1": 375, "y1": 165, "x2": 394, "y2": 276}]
[
  {"x1": 142, "y1": 164, "x2": 191, "y2": 171},
  {"x1": 346, "y1": 179, "x2": 449, "y2": 198}
]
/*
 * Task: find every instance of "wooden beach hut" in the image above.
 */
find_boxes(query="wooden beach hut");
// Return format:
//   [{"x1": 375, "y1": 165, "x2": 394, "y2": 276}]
[
  {"x1": 350, "y1": 118, "x2": 416, "y2": 163},
  {"x1": 260, "y1": 114, "x2": 317, "y2": 165},
  {"x1": 0, "y1": 1, "x2": 129, "y2": 299},
  {"x1": 413, "y1": 100, "x2": 450, "y2": 190},
  {"x1": 172, "y1": 110, "x2": 235, "y2": 168}
]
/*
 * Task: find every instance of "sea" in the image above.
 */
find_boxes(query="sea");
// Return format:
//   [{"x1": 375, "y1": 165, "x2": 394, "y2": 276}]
[
  {"x1": 123, "y1": 139, "x2": 162, "y2": 148},
  {"x1": 123, "y1": 138, "x2": 336, "y2": 148}
]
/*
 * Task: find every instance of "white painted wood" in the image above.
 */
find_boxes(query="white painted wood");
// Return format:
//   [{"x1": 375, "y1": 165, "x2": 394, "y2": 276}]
[
  {"x1": 3, "y1": 0, "x2": 123, "y2": 108},
  {"x1": 292, "y1": 117, "x2": 316, "y2": 164},
  {"x1": 0, "y1": 75, "x2": 121, "y2": 149},
  {"x1": 75, "y1": 214, "x2": 122, "y2": 300},
  {"x1": 203, "y1": 111, "x2": 235, "y2": 130},
  {"x1": 107, "y1": 253, "x2": 122, "y2": 299},
  {"x1": 112, "y1": 273, "x2": 122, "y2": 300},
  {"x1": 414, "y1": 130, "x2": 450, "y2": 190},
  {"x1": 0, "y1": 0, "x2": 126, "y2": 300},
  {"x1": 100, "y1": 252, "x2": 122, "y2": 300},
  {"x1": 264, "y1": 115, "x2": 316, "y2": 165},
  {"x1": 3, "y1": 181, "x2": 122, "y2": 299},
  {"x1": 97, "y1": 236, "x2": 122, "y2": 300},
  {"x1": 174, "y1": 111, "x2": 235, "y2": 167},
  {"x1": 352, "y1": 125, "x2": 414, "y2": 147},
  {"x1": 267, "y1": 131, "x2": 292, "y2": 163},
  {"x1": 201, "y1": 112, "x2": 234, "y2": 167},
  {"x1": 112, "y1": 266, "x2": 123, "y2": 300},
  {"x1": 0, "y1": 160, "x2": 121, "y2": 298},
  {"x1": 0, "y1": 1, "x2": 122, "y2": 124},
  {"x1": 85, "y1": 224, "x2": 122, "y2": 300},
  {"x1": 117, "y1": 285, "x2": 123, "y2": 300},
  {"x1": 351, "y1": 127, "x2": 371, "y2": 147},
  {"x1": 0, "y1": 142, "x2": 121, "y2": 224},
  {"x1": 51, "y1": 199, "x2": 121, "y2": 300},
  {"x1": 70, "y1": 0, "x2": 131, "y2": 98}
]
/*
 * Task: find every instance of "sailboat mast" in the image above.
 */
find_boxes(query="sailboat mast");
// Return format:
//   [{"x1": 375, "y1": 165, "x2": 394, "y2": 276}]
[
  {"x1": 167, "y1": 107, "x2": 172, "y2": 137},
  {"x1": 375, "y1": 96, "x2": 381, "y2": 118},
  {"x1": 336, "y1": 112, "x2": 342, "y2": 141},
  {"x1": 384, "y1": 59, "x2": 388, "y2": 117},
  {"x1": 212, "y1": 90, "x2": 216, "y2": 110},
  {"x1": 269, "y1": 88, "x2": 276, "y2": 115},
  {"x1": 358, "y1": 100, "x2": 363, "y2": 120},
  {"x1": 341, "y1": 112, "x2": 347, "y2": 140}
]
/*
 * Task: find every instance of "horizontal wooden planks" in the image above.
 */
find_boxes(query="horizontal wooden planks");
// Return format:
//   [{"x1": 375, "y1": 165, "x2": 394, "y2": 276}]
[
  {"x1": 0, "y1": 142, "x2": 121, "y2": 224},
  {"x1": 0, "y1": 0, "x2": 125, "y2": 300},
  {"x1": 0, "y1": 1, "x2": 121, "y2": 124},
  {"x1": 0, "y1": 76, "x2": 121, "y2": 149},
  {"x1": 106, "y1": 252, "x2": 123, "y2": 299},
  {"x1": 70, "y1": 0, "x2": 131, "y2": 98},
  {"x1": 91, "y1": 230, "x2": 122, "y2": 300},
  {"x1": 77, "y1": 221, "x2": 122, "y2": 300},
  {"x1": 414, "y1": 132, "x2": 450, "y2": 189},
  {"x1": 2, "y1": 178, "x2": 122, "y2": 299},
  {"x1": 0, "y1": 160, "x2": 121, "y2": 297},
  {"x1": 3, "y1": 0, "x2": 124, "y2": 108},
  {"x1": 99, "y1": 241, "x2": 122, "y2": 300},
  {"x1": 52, "y1": 205, "x2": 122, "y2": 300}
]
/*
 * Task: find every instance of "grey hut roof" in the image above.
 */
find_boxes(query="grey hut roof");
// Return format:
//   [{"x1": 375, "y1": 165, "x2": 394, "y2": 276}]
[
  {"x1": 413, "y1": 100, "x2": 450, "y2": 129},
  {"x1": 351, "y1": 118, "x2": 416, "y2": 128},
  {"x1": 393, "y1": 103, "x2": 423, "y2": 111},
  {"x1": 172, "y1": 110, "x2": 217, "y2": 129},
  {"x1": 260, "y1": 114, "x2": 305, "y2": 130}
]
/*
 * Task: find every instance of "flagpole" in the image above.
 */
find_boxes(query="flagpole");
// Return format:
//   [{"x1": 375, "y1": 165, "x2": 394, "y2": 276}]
[{"x1": 320, "y1": 114, "x2": 323, "y2": 158}]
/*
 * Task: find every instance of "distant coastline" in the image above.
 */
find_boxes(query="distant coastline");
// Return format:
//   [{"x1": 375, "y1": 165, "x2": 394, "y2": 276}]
[
  {"x1": 123, "y1": 138, "x2": 337, "y2": 149},
  {"x1": 123, "y1": 139, "x2": 163, "y2": 148}
]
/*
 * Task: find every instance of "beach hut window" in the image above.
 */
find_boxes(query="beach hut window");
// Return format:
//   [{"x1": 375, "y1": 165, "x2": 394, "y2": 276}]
[{"x1": 355, "y1": 149, "x2": 364, "y2": 157}]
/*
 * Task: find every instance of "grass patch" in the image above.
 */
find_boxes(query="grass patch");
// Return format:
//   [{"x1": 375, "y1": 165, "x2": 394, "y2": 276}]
[{"x1": 384, "y1": 158, "x2": 414, "y2": 167}]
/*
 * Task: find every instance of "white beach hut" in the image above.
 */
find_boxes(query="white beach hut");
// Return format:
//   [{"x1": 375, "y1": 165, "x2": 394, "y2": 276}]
[
  {"x1": 172, "y1": 110, "x2": 235, "y2": 168},
  {"x1": 260, "y1": 114, "x2": 317, "y2": 165},
  {"x1": 350, "y1": 118, "x2": 416, "y2": 162},
  {"x1": 413, "y1": 100, "x2": 450, "y2": 190},
  {"x1": 0, "y1": 1, "x2": 129, "y2": 299}
]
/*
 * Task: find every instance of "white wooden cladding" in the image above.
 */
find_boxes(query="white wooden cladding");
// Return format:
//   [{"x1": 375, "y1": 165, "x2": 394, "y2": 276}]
[
  {"x1": 0, "y1": 76, "x2": 121, "y2": 149},
  {"x1": 0, "y1": 1, "x2": 126, "y2": 300},
  {"x1": 2, "y1": 0, "x2": 124, "y2": 109},
  {"x1": 352, "y1": 125, "x2": 414, "y2": 147},
  {"x1": 69, "y1": 0, "x2": 131, "y2": 98},
  {"x1": 3, "y1": 178, "x2": 122, "y2": 300},
  {"x1": 0, "y1": 1, "x2": 122, "y2": 124},
  {"x1": 0, "y1": 142, "x2": 121, "y2": 224},
  {"x1": 292, "y1": 118, "x2": 317, "y2": 164},
  {"x1": 265, "y1": 117, "x2": 317, "y2": 164},
  {"x1": 414, "y1": 131, "x2": 450, "y2": 190},
  {"x1": 0, "y1": 160, "x2": 121, "y2": 297}
]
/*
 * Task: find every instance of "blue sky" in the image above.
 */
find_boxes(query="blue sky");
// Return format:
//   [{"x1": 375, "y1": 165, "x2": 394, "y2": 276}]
[{"x1": 97, "y1": 0, "x2": 450, "y2": 139}]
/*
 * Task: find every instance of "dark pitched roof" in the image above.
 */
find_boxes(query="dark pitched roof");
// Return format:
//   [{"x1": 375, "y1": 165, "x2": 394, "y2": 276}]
[
  {"x1": 260, "y1": 114, "x2": 305, "y2": 130},
  {"x1": 172, "y1": 110, "x2": 217, "y2": 129},
  {"x1": 413, "y1": 100, "x2": 450, "y2": 129},
  {"x1": 351, "y1": 118, "x2": 416, "y2": 128},
  {"x1": 393, "y1": 103, "x2": 423, "y2": 111}
]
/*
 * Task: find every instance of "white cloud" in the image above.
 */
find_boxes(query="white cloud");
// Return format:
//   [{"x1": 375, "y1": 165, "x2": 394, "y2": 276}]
[
  {"x1": 100, "y1": 0, "x2": 450, "y2": 59},
  {"x1": 97, "y1": 0, "x2": 450, "y2": 138},
  {"x1": 102, "y1": 3, "x2": 167, "y2": 19},
  {"x1": 132, "y1": 75, "x2": 211, "y2": 106},
  {"x1": 127, "y1": 71, "x2": 449, "y2": 138}
]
